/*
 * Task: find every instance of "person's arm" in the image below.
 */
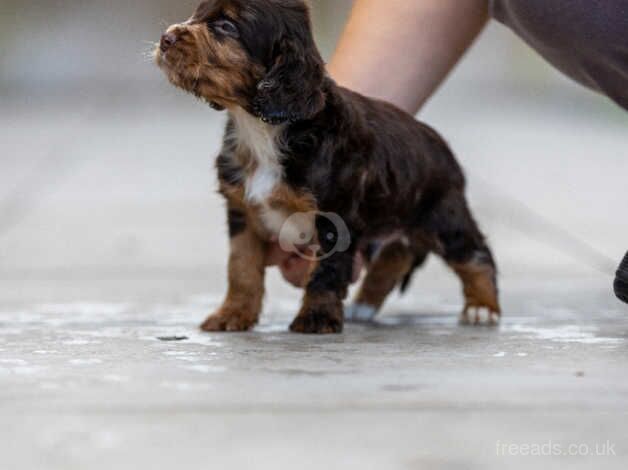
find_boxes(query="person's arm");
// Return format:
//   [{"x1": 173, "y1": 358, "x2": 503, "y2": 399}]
[{"x1": 328, "y1": 0, "x2": 489, "y2": 114}]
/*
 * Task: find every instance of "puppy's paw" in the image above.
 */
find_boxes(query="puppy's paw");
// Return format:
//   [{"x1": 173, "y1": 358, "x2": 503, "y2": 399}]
[
  {"x1": 200, "y1": 308, "x2": 257, "y2": 332},
  {"x1": 290, "y1": 312, "x2": 343, "y2": 334},
  {"x1": 459, "y1": 306, "x2": 500, "y2": 327},
  {"x1": 345, "y1": 302, "x2": 378, "y2": 323},
  {"x1": 290, "y1": 303, "x2": 343, "y2": 335}
]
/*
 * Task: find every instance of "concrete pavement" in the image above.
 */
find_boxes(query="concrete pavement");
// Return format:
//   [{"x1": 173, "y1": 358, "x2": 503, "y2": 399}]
[
  {"x1": 1, "y1": 71, "x2": 627, "y2": 469},
  {"x1": 1, "y1": 277, "x2": 627, "y2": 469}
]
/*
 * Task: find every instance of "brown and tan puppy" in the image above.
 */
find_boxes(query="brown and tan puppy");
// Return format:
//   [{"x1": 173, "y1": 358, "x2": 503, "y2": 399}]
[{"x1": 156, "y1": 0, "x2": 501, "y2": 334}]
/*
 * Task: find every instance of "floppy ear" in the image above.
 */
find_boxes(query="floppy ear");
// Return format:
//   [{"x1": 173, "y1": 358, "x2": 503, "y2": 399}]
[{"x1": 252, "y1": 36, "x2": 326, "y2": 124}]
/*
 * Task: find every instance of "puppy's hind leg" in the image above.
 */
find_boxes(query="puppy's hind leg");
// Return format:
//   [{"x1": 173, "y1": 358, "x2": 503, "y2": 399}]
[
  {"x1": 346, "y1": 240, "x2": 424, "y2": 322},
  {"x1": 419, "y1": 190, "x2": 501, "y2": 326},
  {"x1": 450, "y1": 250, "x2": 501, "y2": 326}
]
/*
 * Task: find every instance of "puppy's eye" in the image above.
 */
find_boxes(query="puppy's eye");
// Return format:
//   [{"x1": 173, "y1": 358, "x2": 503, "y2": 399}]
[{"x1": 212, "y1": 19, "x2": 239, "y2": 38}]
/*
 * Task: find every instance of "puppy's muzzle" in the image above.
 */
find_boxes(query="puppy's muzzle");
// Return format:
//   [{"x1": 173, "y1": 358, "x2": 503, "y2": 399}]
[{"x1": 160, "y1": 32, "x2": 178, "y2": 53}]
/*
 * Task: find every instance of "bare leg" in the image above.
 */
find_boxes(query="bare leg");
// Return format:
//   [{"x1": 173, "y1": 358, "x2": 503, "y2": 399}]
[{"x1": 201, "y1": 208, "x2": 266, "y2": 332}]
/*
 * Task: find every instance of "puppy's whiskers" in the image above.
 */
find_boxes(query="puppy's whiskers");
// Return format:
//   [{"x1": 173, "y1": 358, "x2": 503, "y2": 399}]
[
  {"x1": 141, "y1": 48, "x2": 158, "y2": 63},
  {"x1": 140, "y1": 40, "x2": 160, "y2": 62}
]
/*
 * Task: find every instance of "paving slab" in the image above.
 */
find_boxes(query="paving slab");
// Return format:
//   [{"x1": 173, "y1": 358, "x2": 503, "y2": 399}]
[{"x1": 1, "y1": 278, "x2": 627, "y2": 469}]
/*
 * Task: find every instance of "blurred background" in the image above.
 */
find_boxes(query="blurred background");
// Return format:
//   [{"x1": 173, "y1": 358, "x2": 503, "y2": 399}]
[{"x1": 1, "y1": 0, "x2": 626, "y2": 306}]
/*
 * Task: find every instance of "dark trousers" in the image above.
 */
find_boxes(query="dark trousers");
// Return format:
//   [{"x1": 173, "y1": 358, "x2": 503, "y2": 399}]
[{"x1": 615, "y1": 252, "x2": 628, "y2": 303}]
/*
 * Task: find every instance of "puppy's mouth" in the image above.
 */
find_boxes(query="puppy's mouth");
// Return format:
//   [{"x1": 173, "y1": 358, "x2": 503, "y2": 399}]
[
  {"x1": 155, "y1": 47, "x2": 225, "y2": 111},
  {"x1": 155, "y1": 30, "x2": 195, "y2": 76},
  {"x1": 155, "y1": 47, "x2": 169, "y2": 64},
  {"x1": 155, "y1": 43, "x2": 197, "y2": 88},
  {"x1": 154, "y1": 44, "x2": 184, "y2": 71}
]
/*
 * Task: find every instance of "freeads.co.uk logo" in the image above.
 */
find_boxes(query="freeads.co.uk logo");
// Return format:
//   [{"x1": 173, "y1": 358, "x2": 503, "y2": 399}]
[{"x1": 278, "y1": 211, "x2": 351, "y2": 261}]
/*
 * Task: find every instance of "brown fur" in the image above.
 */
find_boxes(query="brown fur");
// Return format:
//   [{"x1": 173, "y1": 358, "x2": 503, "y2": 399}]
[
  {"x1": 450, "y1": 260, "x2": 501, "y2": 324},
  {"x1": 201, "y1": 207, "x2": 267, "y2": 331},
  {"x1": 291, "y1": 290, "x2": 344, "y2": 334},
  {"x1": 157, "y1": 0, "x2": 502, "y2": 333},
  {"x1": 156, "y1": 15, "x2": 263, "y2": 109},
  {"x1": 219, "y1": 180, "x2": 317, "y2": 240},
  {"x1": 202, "y1": 172, "x2": 319, "y2": 330},
  {"x1": 355, "y1": 241, "x2": 415, "y2": 310}
]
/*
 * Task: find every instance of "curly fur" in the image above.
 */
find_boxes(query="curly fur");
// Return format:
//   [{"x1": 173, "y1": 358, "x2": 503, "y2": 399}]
[{"x1": 156, "y1": 0, "x2": 501, "y2": 333}]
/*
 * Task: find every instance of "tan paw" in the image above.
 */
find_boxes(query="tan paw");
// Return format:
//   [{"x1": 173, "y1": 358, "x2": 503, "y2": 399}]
[
  {"x1": 200, "y1": 309, "x2": 257, "y2": 332},
  {"x1": 459, "y1": 305, "x2": 501, "y2": 327}
]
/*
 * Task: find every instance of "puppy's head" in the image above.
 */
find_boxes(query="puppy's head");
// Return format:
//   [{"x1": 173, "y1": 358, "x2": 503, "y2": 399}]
[{"x1": 155, "y1": 0, "x2": 326, "y2": 123}]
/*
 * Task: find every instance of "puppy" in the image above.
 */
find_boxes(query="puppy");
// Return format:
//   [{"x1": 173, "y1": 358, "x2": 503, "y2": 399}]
[{"x1": 156, "y1": 0, "x2": 501, "y2": 334}]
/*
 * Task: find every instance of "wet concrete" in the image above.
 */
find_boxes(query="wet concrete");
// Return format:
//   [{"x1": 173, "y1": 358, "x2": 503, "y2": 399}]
[
  {"x1": 2, "y1": 43, "x2": 627, "y2": 468},
  {"x1": 1, "y1": 277, "x2": 627, "y2": 470}
]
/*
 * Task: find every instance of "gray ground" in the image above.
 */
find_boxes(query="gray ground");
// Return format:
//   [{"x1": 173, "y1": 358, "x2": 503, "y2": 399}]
[
  {"x1": 1, "y1": 279, "x2": 627, "y2": 470},
  {"x1": 2, "y1": 50, "x2": 628, "y2": 468}
]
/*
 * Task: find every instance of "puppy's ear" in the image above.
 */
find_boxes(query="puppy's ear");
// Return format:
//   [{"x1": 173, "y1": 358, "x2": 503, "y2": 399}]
[{"x1": 253, "y1": 37, "x2": 326, "y2": 124}]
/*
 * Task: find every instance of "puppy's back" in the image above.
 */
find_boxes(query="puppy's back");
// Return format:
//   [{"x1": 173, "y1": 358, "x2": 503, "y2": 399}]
[{"x1": 334, "y1": 85, "x2": 466, "y2": 191}]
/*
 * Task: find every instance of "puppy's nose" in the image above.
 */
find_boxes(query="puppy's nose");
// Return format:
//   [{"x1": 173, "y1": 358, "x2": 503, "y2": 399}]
[{"x1": 160, "y1": 32, "x2": 177, "y2": 52}]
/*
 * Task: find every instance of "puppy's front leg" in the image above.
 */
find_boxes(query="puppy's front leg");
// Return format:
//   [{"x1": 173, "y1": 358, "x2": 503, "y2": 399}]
[
  {"x1": 290, "y1": 217, "x2": 355, "y2": 335},
  {"x1": 201, "y1": 208, "x2": 266, "y2": 332}
]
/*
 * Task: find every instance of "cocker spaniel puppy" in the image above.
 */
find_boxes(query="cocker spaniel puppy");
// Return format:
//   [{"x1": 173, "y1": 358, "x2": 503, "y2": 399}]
[{"x1": 156, "y1": 0, "x2": 501, "y2": 334}]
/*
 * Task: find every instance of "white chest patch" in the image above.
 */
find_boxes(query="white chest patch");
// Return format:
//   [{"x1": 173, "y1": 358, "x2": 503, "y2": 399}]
[
  {"x1": 247, "y1": 166, "x2": 282, "y2": 203},
  {"x1": 260, "y1": 206, "x2": 315, "y2": 243},
  {"x1": 230, "y1": 108, "x2": 284, "y2": 203},
  {"x1": 259, "y1": 206, "x2": 289, "y2": 236}
]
